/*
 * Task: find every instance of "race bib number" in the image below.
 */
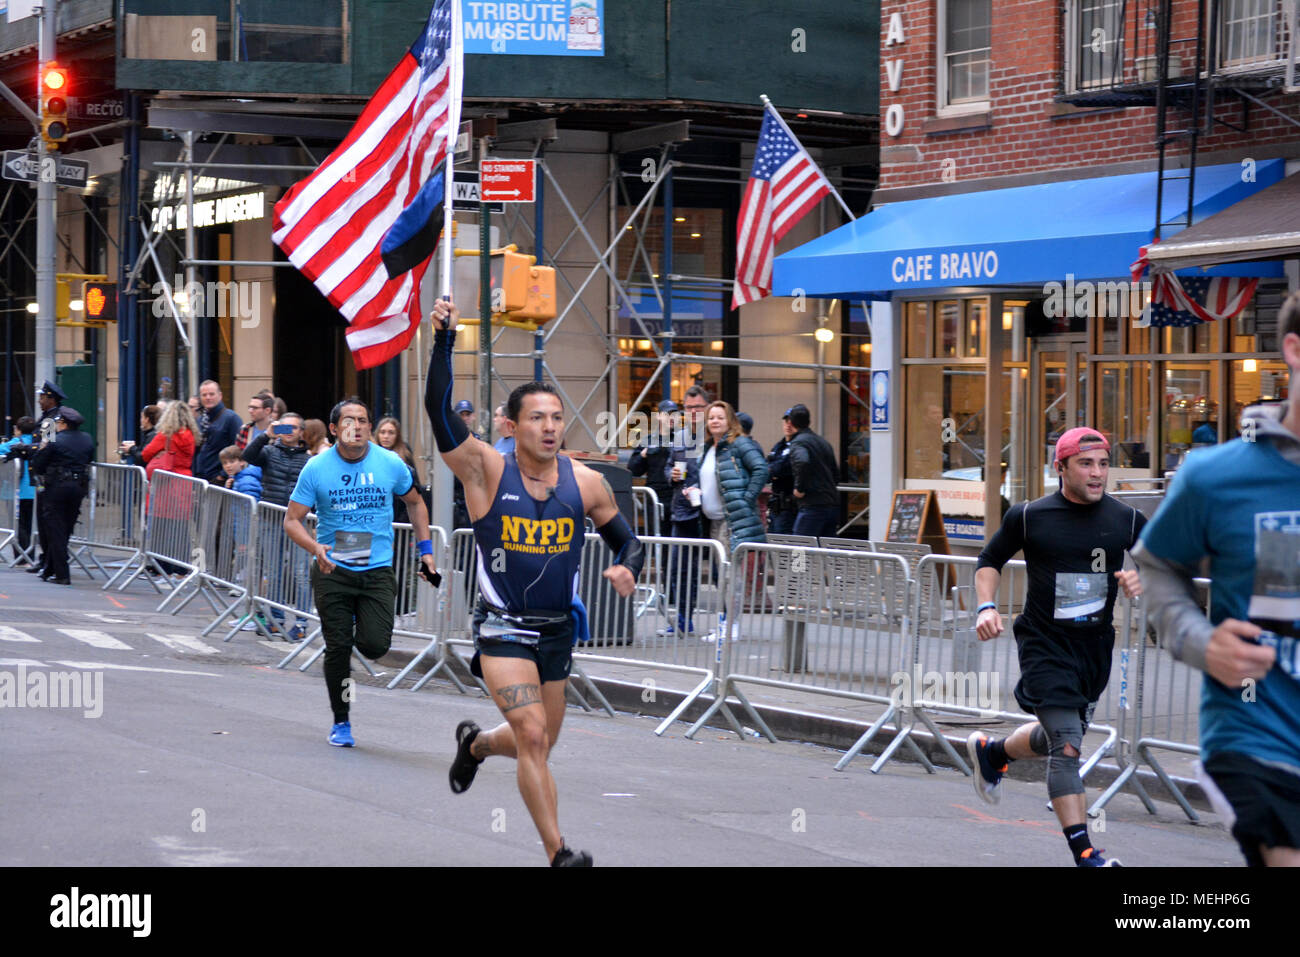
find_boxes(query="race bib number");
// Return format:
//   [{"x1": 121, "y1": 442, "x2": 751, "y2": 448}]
[
  {"x1": 1249, "y1": 511, "x2": 1300, "y2": 639},
  {"x1": 1054, "y1": 572, "x2": 1108, "y2": 622},
  {"x1": 331, "y1": 530, "x2": 373, "y2": 565}
]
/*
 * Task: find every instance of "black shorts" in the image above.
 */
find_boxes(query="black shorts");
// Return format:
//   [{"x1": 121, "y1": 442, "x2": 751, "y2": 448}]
[
  {"x1": 470, "y1": 602, "x2": 575, "y2": 684},
  {"x1": 1204, "y1": 751, "x2": 1300, "y2": 867}
]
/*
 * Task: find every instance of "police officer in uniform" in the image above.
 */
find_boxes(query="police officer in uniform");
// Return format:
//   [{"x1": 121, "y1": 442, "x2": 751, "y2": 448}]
[
  {"x1": 25, "y1": 380, "x2": 66, "y2": 575},
  {"x1": 29, "y1": 406, "x2": 94, "y2": 585}
]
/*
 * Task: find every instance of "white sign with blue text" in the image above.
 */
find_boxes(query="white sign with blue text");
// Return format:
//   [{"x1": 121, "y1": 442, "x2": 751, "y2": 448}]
[
  {"x1": 870, "y1": 370, "x2": 889, "y2": 431},
  {"x1": 463, "y1": 0, "x2": 604, "y2": 56}
]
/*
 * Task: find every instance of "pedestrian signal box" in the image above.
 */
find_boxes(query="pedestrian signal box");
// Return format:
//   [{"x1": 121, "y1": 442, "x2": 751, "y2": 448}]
[{"x1": 83, "y1": 281, "x2": 118, "y2": 321}]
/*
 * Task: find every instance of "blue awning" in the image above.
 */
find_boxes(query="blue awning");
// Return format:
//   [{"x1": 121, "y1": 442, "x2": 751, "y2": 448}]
[{"x1": 772, "y1": 160, "x2": 1286, "y2": 300}]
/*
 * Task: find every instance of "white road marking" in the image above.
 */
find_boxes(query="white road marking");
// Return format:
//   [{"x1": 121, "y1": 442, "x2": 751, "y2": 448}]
[
  {"x1": 0, "y1": 657, "x2": 47, "y2": 668},
  {"x1": 82, "y1": 613, "x2": 132, "y2": 624},
  {"x1": 55, "y1": 628, "x2": 133, "y2": 651},
  {"x1": 146, "y1": 633, "x2": 221, "y2": 656},
  {"x1": 0, "y1": 625, "x2": 40, "y2": 643},
  {"x1": 52, "y1": 660, "x2": 220, "y2": 677}
]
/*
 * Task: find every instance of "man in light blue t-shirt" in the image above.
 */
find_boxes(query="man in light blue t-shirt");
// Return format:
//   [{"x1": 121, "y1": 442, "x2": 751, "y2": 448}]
[
  {"x1": 1135, "y1": 292, "x2": 1300, "y2": 868},
  {"x1": 285, "y1": 396, "x2": 441, "y2": 749}
]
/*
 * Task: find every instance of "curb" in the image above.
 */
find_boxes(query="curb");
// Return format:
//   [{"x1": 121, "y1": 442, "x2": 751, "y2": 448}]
[{"x1": 374, "y1": 643, "x2": 1212, "y2": 815}]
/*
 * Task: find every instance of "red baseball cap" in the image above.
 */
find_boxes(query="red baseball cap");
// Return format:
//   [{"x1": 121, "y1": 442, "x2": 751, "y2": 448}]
[{"x1": 1054, "y1": 427, "x2": 1110, "y2": 465}]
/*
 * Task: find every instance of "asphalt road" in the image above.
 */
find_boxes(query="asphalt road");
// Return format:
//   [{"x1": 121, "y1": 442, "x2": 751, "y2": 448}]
[{"x1": 0, "y1": 569, "x2": 1242, "y2": 868}]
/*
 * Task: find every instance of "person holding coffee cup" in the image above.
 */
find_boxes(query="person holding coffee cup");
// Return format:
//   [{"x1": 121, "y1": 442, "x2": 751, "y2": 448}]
[{"x1": 683, "y1": 401, "x2": 768, "y2": 643}]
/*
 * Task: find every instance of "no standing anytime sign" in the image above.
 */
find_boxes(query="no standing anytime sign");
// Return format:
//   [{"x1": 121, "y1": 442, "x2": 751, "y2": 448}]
[{"x1": 478, "y1": 158, "x2": 535, "y2": 203}]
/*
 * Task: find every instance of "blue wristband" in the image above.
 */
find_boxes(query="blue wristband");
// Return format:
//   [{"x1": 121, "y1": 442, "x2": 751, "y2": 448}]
[
  {"x1": 976, "y1": 602, "x2": 997, "y2": 614},
  {"x1": 417, "y1": 539, "x2": 434, "y2": 557}
]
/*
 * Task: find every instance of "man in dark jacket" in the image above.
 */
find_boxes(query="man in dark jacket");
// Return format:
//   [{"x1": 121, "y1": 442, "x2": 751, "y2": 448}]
[
  {"x1": 628, "y1": 399, "x2": 677, "y2": 532},
  {"x1": 29, "y1": 407, "x2": 94, "y2": 585},
  {"x1": 242, "y1": 413, "x2": 310, "y2": 506},
  {"x1": 193, "y1": 380, "x2": 243, "y2": 482},
  {"x1": 660, "y1": 387, "x2": 710, "y2": 636},
  {"x1": 766, "y1": 414, "x2": 797, "y2": 535},
  {"x1": 786, "y1": 404, "x2": 840, "y2": 539}
]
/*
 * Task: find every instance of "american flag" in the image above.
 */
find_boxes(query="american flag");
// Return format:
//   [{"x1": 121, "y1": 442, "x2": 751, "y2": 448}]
[
  {"x1": 732, "y1": 106, "x2": 832, "y2": 309},
  {"x1": 272, "y1": 0, "x2": 462, "y2": 370},
  {"x1": 1130, "y1": 245, "x2": 1259, "y2": 327}
]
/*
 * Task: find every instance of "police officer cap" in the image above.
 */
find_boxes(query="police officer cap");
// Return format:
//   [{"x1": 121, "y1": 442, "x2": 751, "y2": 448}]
[
  {"x1": 54, "y1": 406, "x2": 84, "y2": 428},
  {"x1": 40, "y1": 380, "x2": 66, "y2": 402},
  {"x1": 454, "y1": 399, "x2": 474, "y2": 414}
]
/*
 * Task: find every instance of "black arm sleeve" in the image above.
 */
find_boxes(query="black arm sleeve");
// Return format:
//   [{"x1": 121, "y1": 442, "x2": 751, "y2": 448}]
[
  {"x1": 597, "y1": 513, "x2": 644, "y2": 580},
  {"x1": 424, "y1": 328, "x2": 471, "y2": 453},
  {"x1": 242, "y1": 432, "x2": 270, "y2": 466},
  {"x1": 976, "y1": 501, "x2": 1026, "y2": 571}
]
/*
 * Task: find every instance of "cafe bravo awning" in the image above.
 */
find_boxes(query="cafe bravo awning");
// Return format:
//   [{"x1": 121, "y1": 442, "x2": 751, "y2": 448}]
[
  {"x1": 771, "y1": 160, "x2": 1286, "y2": 300},
  {"x1": 1143, "y1": 170, "x2": 1300, "y2": 273}
]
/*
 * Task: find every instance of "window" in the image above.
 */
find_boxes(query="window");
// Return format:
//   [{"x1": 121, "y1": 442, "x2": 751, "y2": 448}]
[
  {"x1": 1067, "y1": 0, "x2": 1124, "y2": 91},
  {"x1": 1219, "y1": 0, "x2": 1287, "y2": 69},
  {"x1": 939, "y1": 0, "x2": 992, "y2": 110}
]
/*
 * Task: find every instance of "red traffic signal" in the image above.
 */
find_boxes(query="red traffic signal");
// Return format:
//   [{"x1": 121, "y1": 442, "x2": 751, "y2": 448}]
[{"x1": 40, "y1": 61, "x2": 70, "y2": 148}]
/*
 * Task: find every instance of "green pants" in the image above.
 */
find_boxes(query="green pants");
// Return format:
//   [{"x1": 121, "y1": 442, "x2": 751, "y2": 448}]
[{"x1": 311, "y1": 562, "x2": 397, "y2": 721}]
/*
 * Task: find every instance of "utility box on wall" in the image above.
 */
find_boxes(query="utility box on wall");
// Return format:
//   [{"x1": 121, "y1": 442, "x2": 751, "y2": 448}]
[{"x1": 56, "y1": 361, "x2": 97, "y2": 449}]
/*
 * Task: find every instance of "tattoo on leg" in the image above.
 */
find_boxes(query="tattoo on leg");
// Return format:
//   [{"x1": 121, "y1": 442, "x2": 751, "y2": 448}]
[
  {"x1": 470, "y1": 733, "x2": 492, "y2": 759},
  {"x1": 497, "y1": 682, "x2": 542, "y2": 713}
]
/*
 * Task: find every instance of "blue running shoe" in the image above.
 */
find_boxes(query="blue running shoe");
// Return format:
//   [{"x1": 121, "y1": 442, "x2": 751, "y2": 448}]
[
  {"x1": 288, "y1": 622, "x2": 307, "y2": 641},
  {"x1": 966, "y1": 731, "x2": 1005, "y2": 805},
  {"x1": 328, "y1": 721, "x2": 354, "y2": 748},
  {"x1": 1077, "y1": 848, "x2": 1122, "y2": 867}
]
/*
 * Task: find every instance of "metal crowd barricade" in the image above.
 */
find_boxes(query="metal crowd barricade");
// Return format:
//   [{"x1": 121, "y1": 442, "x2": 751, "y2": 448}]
[
  {"x1": 571, "y1": 533, "x2": 726, "y2": 731},
  {"x1": 688, "y1": 543, "x2": 948, "y2": 774},
  {"x1": 1092, "y1": 578, "x2": 1210, "y2": 822},
  {"x1": 66, "y1": 462, "x2": 148, "y2": 587},
  {"x1": 0, "y1": 458, "x2": 33, "y2": 566},
  {"x1": 179, "y1": 484, "x2": 260, "y2": 635},
  {"x1": 630, "y1": 485, "x2": 660, "y2": 538},
  {"x1": 402, "y1": 527, "x2": 484, "y2": 694},
  {"x1": 910, "y1": 553, "x2": 1130, "y2": 800},
  {"x1": 385, "y1": 524, "x2": 459, "y2": 691},
  {"x1": 113, "y1": 470, "x2": 207, "y2": 611}
]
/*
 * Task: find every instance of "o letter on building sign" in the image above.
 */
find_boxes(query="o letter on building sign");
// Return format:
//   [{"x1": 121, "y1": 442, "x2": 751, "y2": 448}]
[
  {"x1": 885, "y1": 104, "x2": 905, "y2": 137},
  {"x1": 883, "y1": 12, "x2": 906, "y2": 138}
]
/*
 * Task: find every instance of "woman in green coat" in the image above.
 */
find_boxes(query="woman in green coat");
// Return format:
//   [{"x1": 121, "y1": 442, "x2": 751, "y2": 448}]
[{"x1": 683, "y1": 400, "x2": 768, "y2": 641}]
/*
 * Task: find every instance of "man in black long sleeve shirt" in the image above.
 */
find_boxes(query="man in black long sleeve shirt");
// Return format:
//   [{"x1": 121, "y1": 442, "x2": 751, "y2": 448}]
[
  {"x1": 966, "y1": 427, "x2": 1144, "y2": 867},
  {"x1": 785, "y1": 404, "x2": 839, "y2": 538}
]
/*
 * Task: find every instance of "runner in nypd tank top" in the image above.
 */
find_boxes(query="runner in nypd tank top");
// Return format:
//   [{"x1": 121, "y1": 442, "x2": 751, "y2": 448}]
[{"x1": 472, "y1": 452, "x2": 585, "y2": 612}]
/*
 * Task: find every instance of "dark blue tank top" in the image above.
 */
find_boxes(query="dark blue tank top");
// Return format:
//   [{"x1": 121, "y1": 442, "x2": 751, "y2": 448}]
[{"x1": 472, "y1": 453, "x2": 585, "y2": 612}]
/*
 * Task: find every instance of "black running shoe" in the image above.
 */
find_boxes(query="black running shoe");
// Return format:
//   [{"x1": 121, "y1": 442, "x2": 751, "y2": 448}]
[
  {"x1": 551, "y1": 845, "x2": 593, "y2": 867},
  {"x1": 449, "y1": 720, "x2": 483, "y2": 794}
]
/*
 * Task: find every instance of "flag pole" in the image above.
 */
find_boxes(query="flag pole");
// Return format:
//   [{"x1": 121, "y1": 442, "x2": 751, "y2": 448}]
[
  {"x1": 759, "y1": 93, "x2": 856, "y2": 222},
  {"x1": 441, "y1": 0, "x2": 463, "y2": 300}
]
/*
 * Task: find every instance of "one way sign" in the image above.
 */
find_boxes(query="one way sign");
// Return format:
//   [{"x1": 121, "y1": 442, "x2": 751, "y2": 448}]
[{"x1": 2, "y1": 151, "x2": 90, "y2": 189}]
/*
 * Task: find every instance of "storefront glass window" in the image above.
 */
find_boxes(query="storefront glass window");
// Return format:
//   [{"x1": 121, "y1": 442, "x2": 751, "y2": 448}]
[
  {"x1": 1162, "y1": 320, "x2": 1219, "y2": 354},
  {"x1": 1097, "y1": 360, "x2": 1153, "y2": 476},
  {"x1": 614, "y1": 207, "x2": 725, "y2": 411},
  {"x1": 938, "y1": 301, "x2": 960, "y2": 357},
  {"x1": 1161, "y1": 361, "x2": 1221, "y2": 469},
  {"x1": 907, "y1": 301, "x2": 932, "y2": 357},
  {"x1": 1001, "y1": 365, "x2": 1030, "y2": 505},
  {"x1": 905, "y1": 365, "x2": 987, "y2": 479},
  {"x1": 964, "y1": 300, "x2": 987, "y2": 357},
  {"x1": 1230, "y1": 358, "x2": 1289, "y2": 432}
]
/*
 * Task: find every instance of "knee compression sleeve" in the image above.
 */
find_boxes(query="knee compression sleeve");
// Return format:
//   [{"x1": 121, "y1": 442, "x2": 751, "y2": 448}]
[{"x1": 1038, "y1": 707, "x2": 1086, "y2": 799}]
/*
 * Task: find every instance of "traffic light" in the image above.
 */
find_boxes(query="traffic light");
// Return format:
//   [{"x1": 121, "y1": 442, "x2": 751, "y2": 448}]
[
  {"x1": 55, "y1": 278, "x2": 70, "y2": 320},
  {"x1": 40, "y1": 61, "x2": 69, "y2": 150},
  {"x1": 82, "y1": 280, "x2": 118, "y2": 322}
]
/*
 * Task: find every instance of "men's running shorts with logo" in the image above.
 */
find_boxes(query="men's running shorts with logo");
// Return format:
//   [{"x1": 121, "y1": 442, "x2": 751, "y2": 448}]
[{"x1": 470, "y1": 453, "x2": 585, "y2": 682}]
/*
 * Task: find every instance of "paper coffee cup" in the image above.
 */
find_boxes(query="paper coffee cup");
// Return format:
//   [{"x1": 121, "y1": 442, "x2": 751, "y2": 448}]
[{"x1": 686, "y1": 488, "x2": 702, "y2": 507}]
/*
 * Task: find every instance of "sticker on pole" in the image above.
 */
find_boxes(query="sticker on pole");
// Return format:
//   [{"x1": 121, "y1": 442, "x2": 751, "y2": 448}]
[{"x1": 479, "y1": 159, "x2": 535, "y2": 203}]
